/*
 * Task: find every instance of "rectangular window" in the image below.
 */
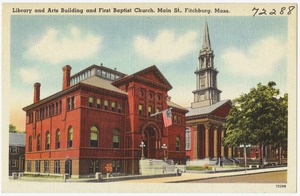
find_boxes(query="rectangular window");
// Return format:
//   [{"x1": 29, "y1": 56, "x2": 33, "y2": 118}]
[
  {"x1": 28, "y1": 137, "x2": 32, "y2": 152},
  {"x1": 10, "y1": 147, "x2": 18, "y2": 154},
  {"x1": 71, "y1": 97, "x2": 75, "y2": 109},
  {"x1": 89, "y1": 160, "x2": 94, "y2": 174},
  {"x1": 44, "y1": 161, "x2": 49, "y2": 173},
  {"x1": 27, "y1": 161, "x2": 31, "y2": 172},
  {"x1": 174, "y1": 115, "x2": 177, "y2": 123},
  {"x1": 200, "y1": 78, "x2": 205, "y2": 88},
  {"x1": 40, "y1": 108, "x2": 44, "y2": 119},
  {"x1": 96, "y1": 99, "x2": 101, "y2": 109},
  {"x1": 67, "y1": 98, "x2": 71, "y2": 110},
  {"x1": 176, "y1": 137, "x2": 180, "y2": 151},
  {"x1": 56, "y1": 102, "x2": 58, "y2": 114},
  {"x1": 104, "y1": 100, "x2": 109, "y2": 110},
  {"x1": 113, "y1": 130, "x2": 120, "y2": 148},
  {"x1": 54, "y1": 160, "x2": 60, "y2": 174},
  {"x1": 111, "y1": 102, "x2": 116, "y2": 112},
  {"x1": 112, "y1": 160, "x2": 121, "y2": 173},
  {"x1": 138, "y1": 104, "x2": 143, "y2": 115},
  {"x1": 178, "y1": 116, "x2": 182, "y2": 124},
  {"x1": 36, "y1": 110, "x2": 40, "y2": 121},
  {"x1": 52, "y1": 105, "x2": 54, "y2": 116},
  {"x1": 156, "y1": 108, "x2": 160, "y2": 118},
  {"x1": 26, "y1": 114, "x2": 30, "y2": 124},
  {"x1": 35, "y1": 161, "x2": 40, "y2": 172},
  {"x1": 186, "y1": 129, "x2": 191, "y2": 150},
  {"x1": 46, "y1": 107, "x2": 49, "y2": 117},
  {"x1": 89, "y1": 97, "x2": 94, "y2": 107},
  {"x1": 118, "y1": 103, "x2": 122, "y2": 113},
  {"x1": 59, "y1": 101, "x2": 62, "y2": 114},
  {"x1": 10, "y1": 160, "x2": 18, "y2": 167},
  {"x1": 49, "y1": 105, "x2": 52, "y2": 116},
  {"x1": 148, "y1": 106, "x2": 152, "y2": 116}
]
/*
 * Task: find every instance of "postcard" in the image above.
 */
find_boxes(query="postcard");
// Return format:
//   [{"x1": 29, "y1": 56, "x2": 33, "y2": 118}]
[{"x1": 2, "y1": 2, "x2": 297, "y2": 193}]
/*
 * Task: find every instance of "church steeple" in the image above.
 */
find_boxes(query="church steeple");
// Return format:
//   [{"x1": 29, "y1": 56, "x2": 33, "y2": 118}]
[
  {"x1": 202, "y1": 21, "x2": 211, "y2": 50},
  {"x1": 192, "y1": 21, "x2": 222, "y2": 108}
]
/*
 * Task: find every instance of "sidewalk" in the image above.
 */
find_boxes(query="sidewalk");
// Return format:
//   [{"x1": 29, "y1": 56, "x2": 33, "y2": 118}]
[{"x1": 120, "y1": 167, "x2": 287, "y2": 183}]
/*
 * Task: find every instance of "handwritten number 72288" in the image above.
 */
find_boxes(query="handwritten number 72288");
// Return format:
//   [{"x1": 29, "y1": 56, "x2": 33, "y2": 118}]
[{"x1": 252, "y1": 6, "x2": 295, "y2": 17}]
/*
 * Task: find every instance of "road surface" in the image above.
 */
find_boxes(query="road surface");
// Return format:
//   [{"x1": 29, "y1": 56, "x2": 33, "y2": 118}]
[{"x1": 185, "y1": 171, "x2": 287, "y2": 183}]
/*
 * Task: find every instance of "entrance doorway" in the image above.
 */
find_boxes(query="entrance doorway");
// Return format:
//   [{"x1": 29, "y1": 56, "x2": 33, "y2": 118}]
[
  {"x1": 65, "y1": 160, "x2": 72, "y2": 177},
  {"x1": 143, "y1": 125, "x2": 160, "y2": 159}
]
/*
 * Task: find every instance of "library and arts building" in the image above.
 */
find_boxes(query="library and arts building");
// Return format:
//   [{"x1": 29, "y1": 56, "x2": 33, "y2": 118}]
[{"x1": 23, "y1": 64, "x2": 188, "y2": 177}]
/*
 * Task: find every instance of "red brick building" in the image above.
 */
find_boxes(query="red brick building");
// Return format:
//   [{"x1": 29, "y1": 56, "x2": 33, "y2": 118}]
[{"x1": 23, "y1": 64, "x2": 187, "y2": 178}]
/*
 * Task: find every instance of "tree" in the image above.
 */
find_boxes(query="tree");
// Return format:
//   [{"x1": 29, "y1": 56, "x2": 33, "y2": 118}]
[
  {"x1": 223, "y1": 105, "x2": 257, "y2": 171},
  {"x1": 223, "y1": 81, "x2": 287, "y2": 167},
  {"x1": 271, "y1": 93, "x2": 288, "y2": 164},
  {"x1": 9, "y1": 124, "x2": 17, "y2": 133}
]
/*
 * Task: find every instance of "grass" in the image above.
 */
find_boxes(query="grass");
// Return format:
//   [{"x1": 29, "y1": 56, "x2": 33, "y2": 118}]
[
  {"x1": 23, "y1": 174, "x2": 63, "y2": 179},
  {"x1": 186, "y1": 166, "x2": 212, "y2": 171}
]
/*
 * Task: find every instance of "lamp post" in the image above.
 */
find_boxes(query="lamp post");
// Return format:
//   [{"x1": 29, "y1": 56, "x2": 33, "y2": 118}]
[
  {"x1": 140, "y1": 141, "x2": 145, "y2": 160},
  {"x1": 161, "y1": 144, "x2": 167, "y2": 161}
]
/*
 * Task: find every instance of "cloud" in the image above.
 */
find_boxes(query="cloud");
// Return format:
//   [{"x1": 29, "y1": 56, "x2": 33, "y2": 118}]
[
  {"x1": 221, "y1": 37, "x2": 287, "y2": 75},
  {"x1": 19, "y1": 67, "x2": 41, "y2": 83},
  {"x1": 25, "y1": 26, "x2": 102, "y2": 64},
  {"x1": 134, "y1": 30, "x2": 198, "y2": 62}
]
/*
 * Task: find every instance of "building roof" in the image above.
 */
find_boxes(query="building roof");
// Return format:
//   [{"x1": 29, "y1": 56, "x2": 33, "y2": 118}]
[
  {"x1": 9, "y1": 132, "x2": 26, "y2": 147},
  {"x1": 167, "y1": 100, "x2": 188, "y2": 112},
  {"x1": 186, "y1": 99, "x2": 231, "y2": 117},
  {"x1": 79, "y1": 75, "x2": 127, "y2": 95},
  {"x1": 112, "y1": 65, "x2": 172, "y2": 91}
]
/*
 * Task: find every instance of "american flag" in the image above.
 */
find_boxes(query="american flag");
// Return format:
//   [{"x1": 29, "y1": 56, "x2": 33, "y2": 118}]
[{"x1": 162, "y1": 108, "x2": 172, "y2": 127}]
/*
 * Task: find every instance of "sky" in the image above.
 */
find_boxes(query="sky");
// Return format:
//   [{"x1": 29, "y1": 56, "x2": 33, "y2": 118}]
[{"x1": 9, "y1": 15, "x2": 288, "y2": 131}]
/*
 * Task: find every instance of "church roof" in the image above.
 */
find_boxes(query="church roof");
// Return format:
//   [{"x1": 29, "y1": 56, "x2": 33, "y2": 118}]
[
  {"x1": 9, "y1": 132, "x2": 26, "y2": 147},
  {"x1": 186, "y1": 99, "x2": 231, "y2": 117},
  {"x1": 80, "y1": 75, "x2": 127, "y2": 95}
]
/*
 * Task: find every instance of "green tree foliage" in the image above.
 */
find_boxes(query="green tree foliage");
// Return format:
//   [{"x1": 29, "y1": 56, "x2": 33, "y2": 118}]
[
  {"x1": 9, "y1": 124, "x2": 25, "y2": 133},
  {"x1": 223, "y1": 82, "x2": 288, "y2": 166},
  {"x1": 9, "y1": 124, "x2": 17, "y2": 133}
]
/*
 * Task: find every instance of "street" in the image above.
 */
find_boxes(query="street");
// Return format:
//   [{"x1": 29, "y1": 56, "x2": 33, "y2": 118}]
[{"x1": 185, "y1": 171, "x2": 287, "y2": 183}]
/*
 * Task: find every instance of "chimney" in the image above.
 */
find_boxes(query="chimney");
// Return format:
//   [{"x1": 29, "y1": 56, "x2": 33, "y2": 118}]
[
  {"x1": 33, "y1": 82, "x2": 41, "y2": 103},
  {"x1": 62, "y1": 65, "x2": 72, "y2": 90}
]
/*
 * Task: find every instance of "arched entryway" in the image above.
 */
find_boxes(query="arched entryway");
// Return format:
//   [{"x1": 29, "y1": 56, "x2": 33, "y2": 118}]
[{"x1": 141, "y1": 123, "x2": 161, "y2": 159}]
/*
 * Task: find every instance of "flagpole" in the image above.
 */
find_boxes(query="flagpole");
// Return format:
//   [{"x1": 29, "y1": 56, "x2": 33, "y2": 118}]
[{"x1": 150, "y1": 108, "x2": 173, "y2": 117}]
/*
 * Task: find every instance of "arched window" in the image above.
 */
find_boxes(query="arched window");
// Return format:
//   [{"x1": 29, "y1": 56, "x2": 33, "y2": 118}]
[
  {"x1": 45, "y1": 131, "x2": 50, "y2": 150},
  {"x1": 185, "y1": 128, "x2": 191, "y2": 150},
  {"x1": 90, "y1": 126, "x2": 98, "y2": 147},
  {"x1": 37, "y1": 134, "x2": 41, "y2": 151},
  {"x1": 28, "y1": 136, "x2": 32, "y2": 152},
  {"x1": 113, "y1": 129, "x2": 120, "y2": 148},
  {"x1": 68, "y1": 127, "x2": 73, "y2": 148},
  {"x1": 56, "y1": 129, "x2": 60, "y2": 149},
  {"x1": 176, "y1": 137, "x2": 180, "y2": 151}
]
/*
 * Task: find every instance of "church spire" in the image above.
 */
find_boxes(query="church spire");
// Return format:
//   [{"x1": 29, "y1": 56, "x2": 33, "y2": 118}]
[
  {"x1": 192, "y1": 21, "x2": 221, "y2": 108},
  {"x1": 202, "y1": 21, "x2": 211, "y2": 49}
]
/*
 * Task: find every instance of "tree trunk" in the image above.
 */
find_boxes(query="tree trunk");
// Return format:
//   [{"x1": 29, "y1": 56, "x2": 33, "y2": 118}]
[
  {"x1": 260, "y1": 143, "x2": 264, "y2": 168},
  {"x1": 279, "y1": 145, "x2": 282, "y2": 165},
  {"x1": 244, "y1": 145, "x2": 247, "y2": 173}
]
